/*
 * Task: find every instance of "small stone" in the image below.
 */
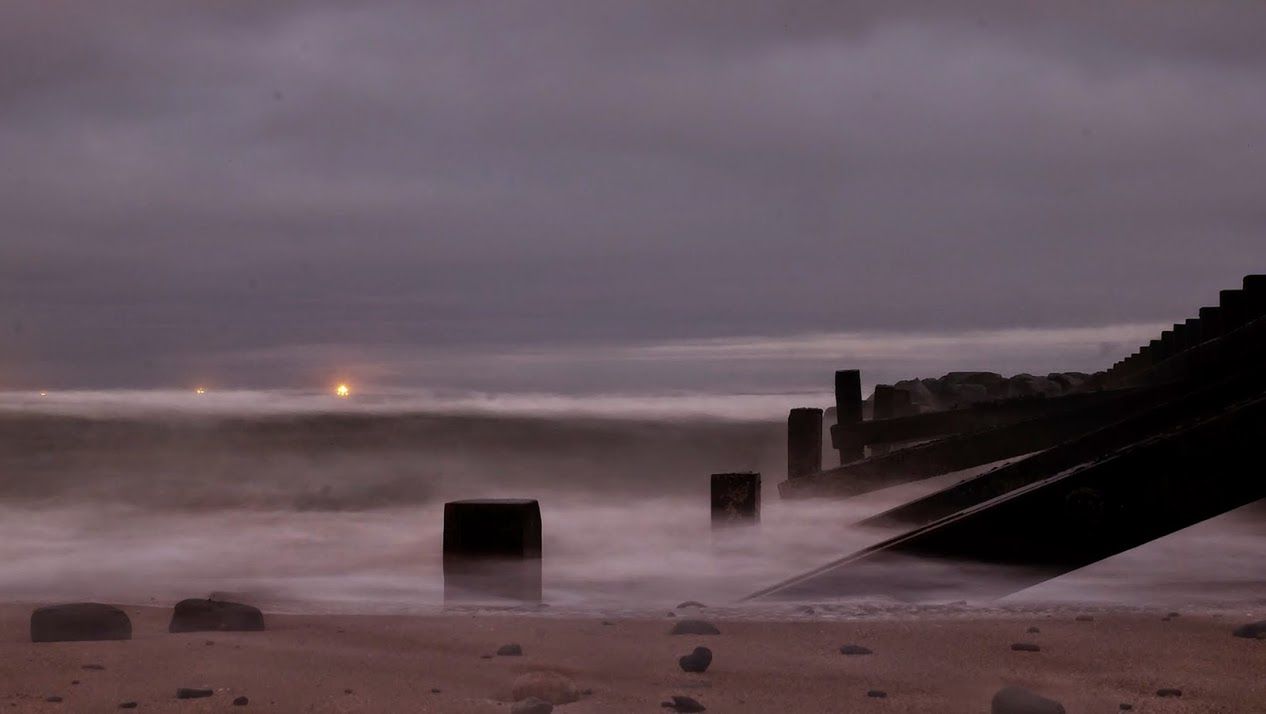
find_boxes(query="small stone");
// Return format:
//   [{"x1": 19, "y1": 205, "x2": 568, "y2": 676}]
[
  {"x1": 670, "y1": 620, "x2": 720, "y2": 636},
  {"x1": 1026, "y1": 627, "x2": 1040, "y2": 634},
  {"x1": 431, "y1": 688, "x2": 441, "y2": 694},
  {"x1": 678, "y1": 646, "x2": 712, "y2": 673},
  {"x1": 1166, "y1": 612, "x2": 1180, "y2": 618},
  {"x1": 344, "y1": 689, "x2": 353, "y2": 694},
  {"x1": 169, "y1": 599, "x2": 264, "y2": 633},
  {"x1": 661, "y1": 695, "x2": 706, "y2": 712},
  {"x1": 601, "y1": 620, "x2": 615, "y2": 626},
  {"x1": 1232, "y1": 620, "x2": 1266, "y2": 639},
  {"x1": 991, "y1": 686, "x2": 1065, "y2": 714},
  {"x1": 233, "y1": 696, "x2": 249, "y2": 706},
  {"x1": 497, "y1": 643, "x2": 523, "y2": 656},
  {"x1": 1119, "y1": 705, "x2": 1133, "y2": 711},
  {"x1": 866, "y1": 690, "x2": 887, "y2": 698},
  {"x1": 1075, "y1": 615, "x2": 1094, "y2": 622},
  {"x1": 511, "y1": 697, "x2": 553, "y2": 714},
  {"x1": 1010, "y1": 642, "x2": 1041, "y2": 652},
  {"x1": 1156, "y1": 688, "x2": 1182, "y2": 698},
  {"x1": 119, "y1": 704, "x2": 138, "y2": 710},
  {"x1": 676, "y1": 601, "x2": 706, "y2": 609},
  {"x1": 512, "y1": 671, "x2": 580, "y2": 705},
  {"x1": 82, "y1": 665, "x2": 105, "y2": 671},
  {"x1": 480, "y1": 654, "x2": 493, "y2": 659},
  {"x1": 45, "y1": 697, "x2": 62, "y2": 703},
  {"x1": 176, "y1": 688, "x2": 214, "y2": 699},
  {"x1": 71, "y1": 681, "x2": 79, "y2": 686},
  {"x1": 205, "y1": 640, "x2": 215, "y2": 645},
  {"x1": 839, "y1": 644, "x2": 872, "y2": 655}
]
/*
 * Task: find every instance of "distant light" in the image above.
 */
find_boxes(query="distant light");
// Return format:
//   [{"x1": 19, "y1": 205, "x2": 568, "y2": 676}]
[
  {"x1": 336, "y1": 383, "x2": 351, "y2": 398},
  {"x1": 195, "y1": 387, "x2": 207, "y2": 395},
  {"x1": 39, "y1": 391, "x2": 48, "y2": 397}
]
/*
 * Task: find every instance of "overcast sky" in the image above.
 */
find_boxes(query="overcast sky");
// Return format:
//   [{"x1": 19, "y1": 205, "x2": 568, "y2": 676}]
[{"x1": 2, "y1": 1, "x2": 1264, "y2": 392}]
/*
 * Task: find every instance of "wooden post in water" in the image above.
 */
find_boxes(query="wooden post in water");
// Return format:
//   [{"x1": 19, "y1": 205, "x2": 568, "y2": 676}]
[
  {"x1": 834, "y1": 369, "x2": 864, "y2": 464},
  {"x1": 443, "y1": 499, "x2": 542, "y2": 602},
  {"x1": 787, "y1": 407, "x2": 823, "y2": 478},
  {"x1": 711, "y1": 472, "x2": 760, "y2": 527}
]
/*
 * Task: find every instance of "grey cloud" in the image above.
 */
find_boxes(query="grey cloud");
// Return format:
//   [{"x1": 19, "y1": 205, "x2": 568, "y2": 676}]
[{"x1": 1, "y1": 1, "x2": 1264, "y2": 388}]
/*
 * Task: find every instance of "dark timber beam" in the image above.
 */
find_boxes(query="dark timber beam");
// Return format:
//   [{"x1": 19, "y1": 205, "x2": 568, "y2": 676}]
[{"x1": 747, "y1": 388, "x2": 1266, "y2": 602}]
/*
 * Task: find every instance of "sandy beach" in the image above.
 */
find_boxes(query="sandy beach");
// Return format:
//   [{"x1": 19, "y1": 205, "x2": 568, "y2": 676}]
[{"x1": 2, "y1": 604, "x2": 1264, "y2": 712}]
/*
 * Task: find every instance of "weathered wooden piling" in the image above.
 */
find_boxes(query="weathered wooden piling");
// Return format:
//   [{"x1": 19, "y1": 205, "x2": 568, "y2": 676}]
[
  {"x1": 787, "y1": 407, "x2": 823, "y2": 478},
  {"x1": 443, "y1": 499, "x2": 542, "y2": 602},
  {"x1": 1220, "y1": 289, "x2": 1249, "y2": 331},
  {"x1": 1245, "y1": 275, "x2": 1266, "y2": 320},
  {"x1": 1199, "y1": 306, "x2": 1223, "y2": 340},
  {"x1": 711, "y1": 472, "x2": 760, "y2": 527},
  {"x1": 1184, "y1": 317, "x2": 1203, "y2": 348},
  {"x1": 834, "y1": 370, "x2": 864, "y2": 463},
  {"x1": 872, "y1": 385, "x2": 897, "y2": 421}
]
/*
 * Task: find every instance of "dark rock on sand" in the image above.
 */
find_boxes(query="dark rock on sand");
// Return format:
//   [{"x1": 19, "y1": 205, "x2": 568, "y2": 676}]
[
  {"x1": 431, "y1": 688, "x2": 441, "y2": 694},
  {"x1": 676, "y1": 601, "x2": 706, "y2": 609},
  {"x1": 661, "y1": 695, "x2": 707, "y2": 712},
  {"x1": 1232, "y1": 620, "x2": 1266, "y2": 639},
  {"x1": 119, "y1": 703, "x2": 138, "y2": 709},
  {"x1": 233, "y1": 696, "x2": 249, "y2": 706},
  {"x1": 1156, "y1": 688, "x2": 1182, "y2": 698},
  {"x1": 991, "y1": 686, "x2": 1065, "y2": 714},
  {"x1": 176, "y1": 688, "x2": 214, "y2": 699},
  {"x1": 867, "y1": 690, "x2": 887, "y2": 698},
  {"x1": 670, "y1": 620, "x2": 720, "y2": 636},
  {"x1": 45, "y1": 696, "x2": 63, "y2": 703},
  {"x1": 82, "y1": 664, "x2": 105, "y2": 671},
  {"x1": 839, "y1": 644, "x2": 873, "y2": 655},
  {"x1": 1010, "y1": 642, "x2": 1041, "y2": 652},
  {"x1": 1119, "y1": 705, "x2": 1133, "y2": 711},
  {"x1": 497, "y1": 643, "x2": 524, "y2": 656},
  {"x1": 1026, "y1": 627, "x2": 1040, "y2": 634},
  {"x1": 511, "y1": 697, "x2": 554, "y2": 714},
  {"x1": 169, "y1": 599, "x2": 264, "y2": 633},
  {"x1": 30, "y1": 603, "x2": 132, "y2": 643},
  {"x1": 1075, "y1": 615, "x2": 1094, "y2": 622},
  {"x1": 678, "y1": 646, "x2": 712, "y2": 673}
]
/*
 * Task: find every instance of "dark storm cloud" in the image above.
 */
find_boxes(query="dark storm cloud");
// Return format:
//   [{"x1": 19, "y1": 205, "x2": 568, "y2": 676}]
[{"x1": 1, "y1": 1, "x2": 1264, "y2": 388}]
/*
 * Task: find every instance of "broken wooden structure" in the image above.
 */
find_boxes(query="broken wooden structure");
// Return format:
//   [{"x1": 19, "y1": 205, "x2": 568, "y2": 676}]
[{"x1": 750, "y1": 274, "x2": 1266, "y2": 601}]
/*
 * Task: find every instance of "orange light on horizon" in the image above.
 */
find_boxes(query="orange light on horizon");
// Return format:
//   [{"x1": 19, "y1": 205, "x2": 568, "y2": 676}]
[
  {"x1": 335, "y1": 383, "x2": 351, "y2": 398},
  {"x1": 195, "y1": 387, "x2": 207, "y2": 395},
  {"x1": 39, "y1": 391, "x2": 48, "y2": 397}
]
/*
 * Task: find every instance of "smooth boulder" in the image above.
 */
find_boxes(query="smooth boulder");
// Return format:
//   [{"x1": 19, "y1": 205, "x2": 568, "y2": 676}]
[
  {"x1": 661, "y1": 695, "x2": 706, "y2": 712},
  {"x1": 992, "y1": 686, "x2": 1065, "y2": 714},
  {"x1": 31, "y1": 603, "x2": 132, "y2": 643},
  {"x1": 169, "y1": 599, "x2": 264, "y2": 633}
]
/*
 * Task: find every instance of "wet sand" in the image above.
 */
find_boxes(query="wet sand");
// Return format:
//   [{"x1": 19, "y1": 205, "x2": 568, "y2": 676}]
[{"x1": 2, "y1": 605, "x2": 1264, "y2": 712}]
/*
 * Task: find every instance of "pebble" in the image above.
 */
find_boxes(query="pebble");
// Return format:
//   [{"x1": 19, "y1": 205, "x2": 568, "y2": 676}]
[
  {"x1": 431, "y1": 688, "x2": 441, "y2": 694},
  {"x1": 1075, "y1": 615, "x2": 1094, "y2": 622},
  {"x1": 1232, "y1": 620, "x2": 1266, "y2": 639},
  {"x1": 176, "y1": 688, "x2": 214, "y2": 699},
  {"x1": 82, "y1": 665, "x2": 105, "y2": 671},
  {"x1": 511, "y1": 697, "x2": 553, "y2": 714},
  {"x1": 45, "y1": 697, "x2": 62, "y2": 703},
  {"x1": 118, "y1": 704, "x2": 138, "y2": 710},
  {"x1": 497, "y1": 643, "x2": 524, "y2": 656},
  {"x1": 670, "y1": 620, "x2": 720, "y2": 636},
  {"x1": 1156, "y1": 688, "x2": 1182, "y2": 698},
  {"x1": 1119, "y1": 705, "x2": 1132, "y2": 711},
  {"x1": 839, "y1": 644, "x2": 873, "y2": 655},
  {"x1": 866, "y1": 690, "x2": 887, "y2": 698},
  {"x1": 660, "y1": 695, "x2": 706, "y2": 712},
  {"x1": 344, "y1": 689, "x2": 353, "y2": 694},
  {"x1": 991, "y1": 686, "x2": 1065, "y2": 714},
  {"x1": 1026, "y1": 627, "x2": 1040, "y2": 634},
  {"x1": 1010, "y1": 642, "x2": 1041, "y2": 652},
  {"x1": 233, "y1": 696, "x2": 249, "y2": 706},
  {"x1": 678, "y1": 646, "x2": 713, "y2": 673}
]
